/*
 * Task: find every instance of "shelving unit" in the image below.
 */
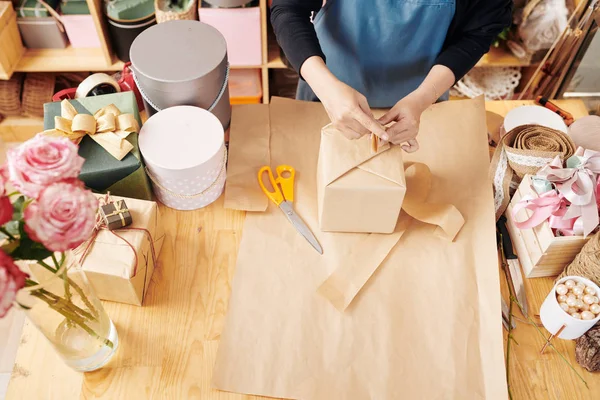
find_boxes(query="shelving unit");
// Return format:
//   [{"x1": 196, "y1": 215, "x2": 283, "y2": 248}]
[{"x1": 1, "y1": 0, "x2": 535, "y2": 105}]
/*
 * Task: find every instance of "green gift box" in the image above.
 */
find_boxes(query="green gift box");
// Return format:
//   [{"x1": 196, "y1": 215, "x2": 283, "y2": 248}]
[{"x1": 43, "y1": 92, "x2": 153, "y2": 201}]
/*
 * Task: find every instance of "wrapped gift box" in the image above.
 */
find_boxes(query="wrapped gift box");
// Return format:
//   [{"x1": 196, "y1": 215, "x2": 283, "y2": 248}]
[
  {"x1": 17, "y1": 16, "x2": 67, "y2": 48},
  {"x1": 43, "y1": 92, "x2": 153, "y2": 200},
  {"x1": 0, "y1": 2, "x2": 25, "y2": 79},
  {"x1": 505, "y1": 174, "x2": 589, "y2": 278},
  {"x1": 76, "y1": 195, "x2": 165, "y2": 306},
  {"x1": 199, "y1": 7, "x2": 261, "y2": 67},
  {"x1": 61, "y1": 14, "x2": 101, "y2": 48},
  {"x1": 317, "y1": 125, "x2": 406, "y2": 233}
]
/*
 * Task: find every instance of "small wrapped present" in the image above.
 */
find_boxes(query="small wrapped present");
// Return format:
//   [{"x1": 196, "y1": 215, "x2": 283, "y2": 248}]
[
  {"x1": 75, "y1": 195, "x2": 165, "y2": 306},
  {"x1": 317, "y1": 124, "x2": 406, "y2": 233},
  {"x1": 100, "y1": 199, "x2": 132, "y2": 230},
  {"x1": 43, "y1": 92, "x2": 153, "y2": 200}
]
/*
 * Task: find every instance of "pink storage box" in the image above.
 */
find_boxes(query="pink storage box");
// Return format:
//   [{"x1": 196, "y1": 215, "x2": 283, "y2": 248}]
[
  {"x1": 199, "y1": 7, "x2": 262, "y2": 67},
  {"x1": 61, "y1": 15, "x2": 101, "y2": 48}
]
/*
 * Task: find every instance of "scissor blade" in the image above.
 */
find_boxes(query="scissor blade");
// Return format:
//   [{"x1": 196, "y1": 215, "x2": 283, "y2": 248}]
[
  {"x1": 279, "y1": 201, "x2": 323, "y2": 254},
  {"x1": 507, "y1": 259, "x2": 529, "y2": 318}
]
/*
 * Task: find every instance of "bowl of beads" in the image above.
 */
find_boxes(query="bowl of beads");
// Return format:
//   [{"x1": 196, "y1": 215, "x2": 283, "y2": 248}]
[{"x1": 540, "y1": 276, "x2": 600, "y2": 340}]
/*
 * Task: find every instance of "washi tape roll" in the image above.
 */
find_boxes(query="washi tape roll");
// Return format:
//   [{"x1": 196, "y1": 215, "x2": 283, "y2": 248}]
[
  {"x1": 75, "y1": 73, "x2": 121, "y2": 98},
  {"x1": 139, "y1": 106, "x2": 227, "y2": 210}
]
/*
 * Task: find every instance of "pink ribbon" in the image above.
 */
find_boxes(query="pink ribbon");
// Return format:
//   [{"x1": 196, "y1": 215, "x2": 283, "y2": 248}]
[
  {"x1": 536, "y1": 148, "x2": 600, "y2": 237},
  {"x1": 512, "y1": 191, "x2": 577, "y2": 234}
]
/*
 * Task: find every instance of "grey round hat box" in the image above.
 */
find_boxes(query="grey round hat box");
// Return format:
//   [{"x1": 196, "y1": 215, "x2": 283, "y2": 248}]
[{"x1": 129, "y1": 20, "x2": 231, "y2": 129}]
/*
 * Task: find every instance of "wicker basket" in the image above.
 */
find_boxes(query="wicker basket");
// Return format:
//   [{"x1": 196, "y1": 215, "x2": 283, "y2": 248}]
[
  {"x1": 0, "y1": 73, "x2": 24, "y2": 117},
  {"x1": 155, "y1": 0, "x2": 197, "y2": 23},
  {"x1": 22, "y1": 73, "x2": 56, "y2": 118}
]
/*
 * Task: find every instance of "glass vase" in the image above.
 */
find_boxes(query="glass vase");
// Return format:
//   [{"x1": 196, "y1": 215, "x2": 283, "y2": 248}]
[{"x1": 14, "y1": 252, "x2": 118, "y2": 372}]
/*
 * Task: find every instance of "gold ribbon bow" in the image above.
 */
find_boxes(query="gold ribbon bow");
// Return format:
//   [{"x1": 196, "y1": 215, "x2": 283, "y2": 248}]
[{"x1": 43, "y1": 100, "x2": 140, "y2": 161}]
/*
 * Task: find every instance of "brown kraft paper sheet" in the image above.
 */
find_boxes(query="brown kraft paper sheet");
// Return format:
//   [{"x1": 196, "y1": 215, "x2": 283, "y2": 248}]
[
  {"x1": 213, "y1": 97, "x2": 507, "y2": 399},
  {"x1": 224, "y1": 104, "x2": 270, "y2": 211}
]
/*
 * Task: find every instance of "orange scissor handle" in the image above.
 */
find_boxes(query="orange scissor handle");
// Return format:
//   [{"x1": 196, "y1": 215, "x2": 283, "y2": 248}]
[
  {"x1": 275, "y1": 165, "x2": 295, "y2": 202},
  {"x1": 258, "y1": 166, "x2": 285, "y2": 205}
]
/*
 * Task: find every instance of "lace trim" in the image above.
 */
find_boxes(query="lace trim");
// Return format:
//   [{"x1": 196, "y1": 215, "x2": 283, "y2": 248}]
[
  {"x1": 506, "y1": 152, "x2": 554, "y2": 167},
  {"x1": 494, "y1": 148, "x2": 509, "y2": 213}
]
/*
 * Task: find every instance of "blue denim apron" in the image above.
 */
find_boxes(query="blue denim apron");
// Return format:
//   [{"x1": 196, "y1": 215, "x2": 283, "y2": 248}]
[{"x1": 297, "y1": 0, "x2": 456, "y2": 108}]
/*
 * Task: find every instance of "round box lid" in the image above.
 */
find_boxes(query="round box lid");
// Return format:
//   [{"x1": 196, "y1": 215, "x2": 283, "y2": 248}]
[
  {"x1": 130, "y1": 20, "x2": 227, "y2": 84},
  {"x1": 139, "y1": 106, "x2": 224, "y2": 171}
]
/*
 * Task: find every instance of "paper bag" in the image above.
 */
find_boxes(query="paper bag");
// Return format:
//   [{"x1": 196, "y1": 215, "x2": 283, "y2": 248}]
[
  {"x1": 213, "y1": 97, "x2": 507, "y2": 399},
  {"x1": 75, "y1": 195, "x2": 165, "y2": 306},
  {"x1": 317, "y1": 124, "x2": 406, "y2": 233}
]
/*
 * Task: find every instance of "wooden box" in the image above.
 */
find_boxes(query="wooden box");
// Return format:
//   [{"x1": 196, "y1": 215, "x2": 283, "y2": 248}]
[
  {"x1": 505, "y1": 174, "x2": 589, "y2": 278},
  {"x1": 0, "y1": 2, "x2": 25, "y2": 79}
]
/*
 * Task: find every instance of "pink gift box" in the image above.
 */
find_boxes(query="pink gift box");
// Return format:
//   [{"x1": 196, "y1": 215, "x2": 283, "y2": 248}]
[
  {"x1": 199, "y1": 7, "x2": 262, "y2": 67},
  {"x1": 61, "y1": 15, "x2": 101, "y2": 48}
]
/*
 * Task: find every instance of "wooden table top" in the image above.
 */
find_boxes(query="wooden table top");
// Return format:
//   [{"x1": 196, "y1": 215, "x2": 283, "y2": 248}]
[{"x1": 6, "y1": 99, "x2": 598, "y2": 400}]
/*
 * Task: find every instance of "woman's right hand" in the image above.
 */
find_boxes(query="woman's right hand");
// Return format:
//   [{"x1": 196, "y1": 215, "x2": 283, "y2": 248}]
[{"x1": 301, "y1": 56, "x2": 388, "y2": 140}]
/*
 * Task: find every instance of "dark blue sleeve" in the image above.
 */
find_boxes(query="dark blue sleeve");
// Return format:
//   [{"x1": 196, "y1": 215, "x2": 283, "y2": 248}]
[
  {"x1": 270, "y1": 0, "x2": 325, "y2": 76},
  {"x1": 435, "y1": 0, "x2": 514, "y2": 82}
]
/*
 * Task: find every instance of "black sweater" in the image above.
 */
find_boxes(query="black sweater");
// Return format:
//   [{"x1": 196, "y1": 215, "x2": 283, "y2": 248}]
[{"x1": 271, "y1": 0, "x2": 513, "y2": 82}]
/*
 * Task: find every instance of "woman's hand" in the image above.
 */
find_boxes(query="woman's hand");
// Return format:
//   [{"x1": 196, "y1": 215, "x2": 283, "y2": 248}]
[
  {"x1": 301, "y1": 56, "x2": 387, "y2": 140},
  {"x1": 378, "y1": 90, "x2": 431, "y2": 153}
]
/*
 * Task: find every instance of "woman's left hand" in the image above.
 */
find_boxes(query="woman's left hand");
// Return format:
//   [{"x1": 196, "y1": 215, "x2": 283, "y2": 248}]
[{"x1": 378, "y1": 90, "x2": 432, "y2": 153}]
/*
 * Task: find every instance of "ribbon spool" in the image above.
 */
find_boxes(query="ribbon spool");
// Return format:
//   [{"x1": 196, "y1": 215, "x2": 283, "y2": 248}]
[{"x1": 75, "y1": 73, "x2": 121, "y2": 98}]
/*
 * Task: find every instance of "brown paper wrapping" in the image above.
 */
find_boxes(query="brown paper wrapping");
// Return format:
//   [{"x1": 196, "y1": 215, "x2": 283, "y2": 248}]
[
  {"x1": 317, "y1": 124, "x2": 406, "y2": 233},
  {"x1": 212, "y1": 97, "x2": 507, "y2": 399},
  {"x1": 224, "y1": 104, "x2": 270, "y2": 211},
  {"x1": 75, "y1": 195, "x2": 165, "y2": 306}
]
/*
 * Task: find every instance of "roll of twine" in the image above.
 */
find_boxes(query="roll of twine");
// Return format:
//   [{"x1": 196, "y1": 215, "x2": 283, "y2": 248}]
[{"x1": 557, "y1": 232, "x2": 600, "y2": 288}]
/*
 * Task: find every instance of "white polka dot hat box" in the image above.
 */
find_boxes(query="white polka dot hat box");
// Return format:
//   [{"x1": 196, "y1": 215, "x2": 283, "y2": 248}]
[{"x1": 139, "y1": 106, "x2": 227, "y2": 210}]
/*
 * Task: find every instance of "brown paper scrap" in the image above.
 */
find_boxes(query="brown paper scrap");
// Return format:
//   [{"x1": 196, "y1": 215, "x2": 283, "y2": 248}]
[
  {"x1": 317, "y1": 162, "x2": 465, "y2": 312},
  {"x1": 224, "y1": 104, "x2": 270, "y2": 211}
]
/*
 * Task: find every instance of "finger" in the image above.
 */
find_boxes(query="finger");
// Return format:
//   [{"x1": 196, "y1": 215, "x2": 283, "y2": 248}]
[
  {"x1": 390, "y1": 130, "x2": 415, "y2": 146},
  {"x1": 401, "y1": 139, "x2": 420, "y2": 153},
  {"x1": 334, "y1": 121, "x2": 362, "y2": 140},
  {"x1": 346, "y1": 118, "x2": 371, "y2": 138},
  {"x1": 354, "y1": 112, "x2": 388, "y2": 140},
  {"x1": 377, "y1": 109, "x2": 397, "y2": 125}
]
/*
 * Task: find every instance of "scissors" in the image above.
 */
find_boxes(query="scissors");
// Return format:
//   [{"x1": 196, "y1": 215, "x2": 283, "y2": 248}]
[{"x1": 258, "y1": 165, "x2": 323, "y2": 254}]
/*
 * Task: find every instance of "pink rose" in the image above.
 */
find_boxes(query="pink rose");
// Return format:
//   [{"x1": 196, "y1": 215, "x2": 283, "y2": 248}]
[
  {"x1": 0, "y1": 164, "x2": 9, "y2": 196},
  {"x1": 7, "y1": 136, "x2": 84, "y2": 198},
  {"x1": 0, "y1": 250, "x2": 28, "y2": 318},
  {"x1": 0, "y1": 196, "x2": 12, "y2": 226},
  {"x1": 24, "y1": 181, "x2": 98, "y2": 252}
]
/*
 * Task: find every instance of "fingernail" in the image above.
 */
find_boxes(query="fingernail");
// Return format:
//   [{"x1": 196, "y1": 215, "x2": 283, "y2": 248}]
[{"x1": 382, "y1": 135, "x2": 389, "y2": 140}]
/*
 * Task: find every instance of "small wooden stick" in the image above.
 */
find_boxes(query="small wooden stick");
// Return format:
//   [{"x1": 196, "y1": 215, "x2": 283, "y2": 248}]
[
  {"x1": 540, "y1": 324, "x2": 566, "y2": 354},
  {"x1": 371, "y1": 134, "x2": 378, "y2": 153}
]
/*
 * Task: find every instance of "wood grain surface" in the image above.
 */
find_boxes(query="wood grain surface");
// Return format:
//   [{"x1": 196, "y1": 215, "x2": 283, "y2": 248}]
[{"x1": 5, "y1": 100, "x2": 600, "y2": 400}]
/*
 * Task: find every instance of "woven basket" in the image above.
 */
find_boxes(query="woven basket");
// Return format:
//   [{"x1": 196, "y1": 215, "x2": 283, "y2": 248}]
[
  {"x1": 0, "y1": 73, "x2": 24, "y2": 117},
  {"x1": 155, "y1": 0, "x2": 197, "y2": 23},
  {"x1": 22, "y1": 73, "x2": 56, "y2": 118}
]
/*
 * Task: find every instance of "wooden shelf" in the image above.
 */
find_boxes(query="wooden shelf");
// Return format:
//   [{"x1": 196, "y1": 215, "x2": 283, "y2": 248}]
[
  {"x1": 0, "y1": 116, "x2": 43, "y2": 142},
  {"x1": 267, "y1": 32, "x2": 286, "y2": 69},
  {"x1": 476, "y1": 46, "x2": 536, "y2": 68},
  {"x1": 14, "y1": 47, "x2": 123, "y2": 73}
]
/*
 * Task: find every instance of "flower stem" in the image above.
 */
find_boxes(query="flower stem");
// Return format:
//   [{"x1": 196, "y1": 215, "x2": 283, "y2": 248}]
[
  {"x1": 31, "y1": 290, "x2": 114, "y2": 349},
  {"x1": 0, "y1": 227, "x2": 16, "y2": 241}
]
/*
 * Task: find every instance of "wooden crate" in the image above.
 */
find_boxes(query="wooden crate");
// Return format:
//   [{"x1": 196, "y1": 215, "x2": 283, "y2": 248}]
[
  {"x1": 505, "y1": 174, "x2": 589, "y2": 278},
  {"x1": 0, "y1": 2, "x2": 24, "y2": 80}
]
